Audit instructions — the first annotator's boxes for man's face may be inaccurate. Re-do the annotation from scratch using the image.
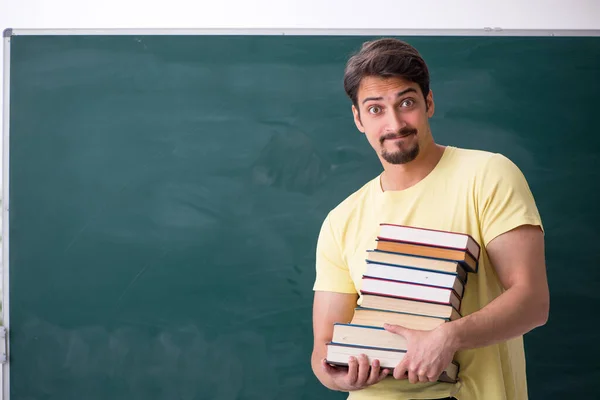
[352,76,434,165]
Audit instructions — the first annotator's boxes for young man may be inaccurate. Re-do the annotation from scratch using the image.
[311,38,549,400]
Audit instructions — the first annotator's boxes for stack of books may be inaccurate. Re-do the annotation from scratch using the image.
[325,223,480,383]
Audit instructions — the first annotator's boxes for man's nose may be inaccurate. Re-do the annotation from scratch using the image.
[385,109,406,133]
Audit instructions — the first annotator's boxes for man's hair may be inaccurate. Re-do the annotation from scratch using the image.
[343,38,430,109]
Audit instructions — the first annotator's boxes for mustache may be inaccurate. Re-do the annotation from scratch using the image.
[380,128,418,144]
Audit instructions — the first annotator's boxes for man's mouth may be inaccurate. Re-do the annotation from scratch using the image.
[381,129,417,143]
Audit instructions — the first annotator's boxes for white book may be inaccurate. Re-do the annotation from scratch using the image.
[365,261,464,297]
[378,224,480,260]
[361,276,461,310]
[332,323,408,350]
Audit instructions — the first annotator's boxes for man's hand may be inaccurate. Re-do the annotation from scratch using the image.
[320,355,390,391]
[384,323,457,384]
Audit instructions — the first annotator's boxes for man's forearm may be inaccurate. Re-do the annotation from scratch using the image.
[447,284,549,351]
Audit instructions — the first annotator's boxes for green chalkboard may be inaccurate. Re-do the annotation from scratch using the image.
[6,33,600,399]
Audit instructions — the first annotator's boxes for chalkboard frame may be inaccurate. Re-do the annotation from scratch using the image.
[2,28,600,400]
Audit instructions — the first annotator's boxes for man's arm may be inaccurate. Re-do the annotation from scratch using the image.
[384,224,549,382]
[446,223,549,349]
[311,291,390,391]
[311,291,357,390]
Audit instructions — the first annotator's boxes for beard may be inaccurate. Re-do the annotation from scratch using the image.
[380,127,420,165]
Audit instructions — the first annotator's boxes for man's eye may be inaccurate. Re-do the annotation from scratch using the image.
[401,99,415,107]
[368,106,382,114]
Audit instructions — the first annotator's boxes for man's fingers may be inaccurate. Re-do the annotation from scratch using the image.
[383,323,409,337]
[379,368,391,381]
[427,368,442,382]
[427,372,439,382]
[366,359,385,385]
[408,365,419,384]
[418,369,429,383]
[321,356,392,389]
[346,356,359,385]
[365,359,379,385]
[355,354,370,385]
[393,360,408,380]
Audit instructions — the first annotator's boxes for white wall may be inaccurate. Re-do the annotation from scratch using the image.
[1,0,600,30]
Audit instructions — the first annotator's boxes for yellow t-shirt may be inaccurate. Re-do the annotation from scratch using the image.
[313,146,543,400]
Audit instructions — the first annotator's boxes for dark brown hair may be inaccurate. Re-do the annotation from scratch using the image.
[343,38,430,109]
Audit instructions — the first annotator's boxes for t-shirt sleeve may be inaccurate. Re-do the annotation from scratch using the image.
[312,214,357,294]
[477,154,544,247]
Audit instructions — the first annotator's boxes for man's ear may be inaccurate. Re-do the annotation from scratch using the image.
[352,105,365,133]
[426,90,435,117]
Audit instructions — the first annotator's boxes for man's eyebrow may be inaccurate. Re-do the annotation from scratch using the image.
[361,88,418,105]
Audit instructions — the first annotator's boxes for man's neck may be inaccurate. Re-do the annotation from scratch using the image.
[380,143,446,192]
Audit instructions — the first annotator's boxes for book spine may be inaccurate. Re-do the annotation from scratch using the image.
[361,290,454,307]
[362,276,462,299]
[378,237,479,262]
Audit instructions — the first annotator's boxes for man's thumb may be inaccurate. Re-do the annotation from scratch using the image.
[384,323,409,336]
